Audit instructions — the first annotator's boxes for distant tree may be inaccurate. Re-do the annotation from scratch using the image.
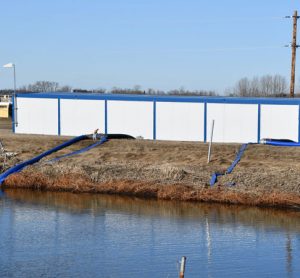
[260,75,273,96]
[146,88,166,95]
[57,85,72,92]
[20,81,73,93]
[111,86,144,95]
[273,75,287,95]
[132,85,144,94]
[92,88,106,94]
[235,77,250,97]
[0,89,13,95]
[27,81,59,92]
[111,87,124,94]
[232,75,288,97]
[168,88,217,96]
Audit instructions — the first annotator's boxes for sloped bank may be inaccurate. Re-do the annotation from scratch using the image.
[3,165,300,210]
[1,132,300,210]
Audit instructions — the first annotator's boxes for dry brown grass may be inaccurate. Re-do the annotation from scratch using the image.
[4,171,300,210]
[2,132,300,210]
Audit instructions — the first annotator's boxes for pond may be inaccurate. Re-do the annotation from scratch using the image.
[0,189,300,277]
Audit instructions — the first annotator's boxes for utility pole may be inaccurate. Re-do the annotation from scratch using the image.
[286,11,300,98]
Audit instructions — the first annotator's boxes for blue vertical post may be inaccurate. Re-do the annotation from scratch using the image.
[12,95,15,133]
[58,98,61,136]
[105,100,108,135]
[153,101,156,140]
[257,104,261,143]
[298,105,300,143]
[204,102,207,142]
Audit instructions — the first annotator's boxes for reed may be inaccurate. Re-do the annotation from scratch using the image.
[4,171,300,210]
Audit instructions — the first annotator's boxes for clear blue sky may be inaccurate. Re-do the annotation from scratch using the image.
[0,0,299,93]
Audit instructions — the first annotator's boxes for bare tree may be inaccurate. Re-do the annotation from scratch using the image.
[249,77,260,97]
[234,77,250,97]
[57,85,72,92]
[273,75,287,95]
[146,88,166,95]
[168,88,216,96]
[28,81,59,92]
[111,86,144,94]
[233,75,288,97]
[20,81,73,92]
[260,75,273,96]
[92,88,106,93]
[132,85,144,94]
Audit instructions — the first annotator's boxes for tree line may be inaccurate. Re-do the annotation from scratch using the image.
[226,75,289,97]
[0,75,296,97]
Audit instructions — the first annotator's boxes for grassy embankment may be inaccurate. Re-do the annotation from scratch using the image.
[1,123,300,209]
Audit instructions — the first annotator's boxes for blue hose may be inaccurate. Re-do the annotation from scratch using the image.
[0,134,90,185]
[0,133,134,185]
[264,140,300,147]
[210,144,248,186]
[46,136,107,163]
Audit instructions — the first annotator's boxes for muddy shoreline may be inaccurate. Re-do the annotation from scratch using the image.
[4,173,300,210]
[1,128,300,210]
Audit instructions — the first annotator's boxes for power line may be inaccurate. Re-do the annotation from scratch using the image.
[103,46,283,55]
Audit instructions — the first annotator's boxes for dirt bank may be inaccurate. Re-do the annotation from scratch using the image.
[1,129,300,209]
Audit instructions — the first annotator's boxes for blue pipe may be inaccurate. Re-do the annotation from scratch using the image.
[264,140,300,147]
[210,143,248,186]
[0,133,134,185]
[0,135,89,185]
[210,138,300,186]
[46,136,107,163]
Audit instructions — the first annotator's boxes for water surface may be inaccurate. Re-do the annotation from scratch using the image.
[0,189,300,277]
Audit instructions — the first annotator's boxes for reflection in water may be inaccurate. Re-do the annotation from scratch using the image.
[206,217,212,278]
[206,217,212,263]
[0,189,300,277]
[286,233,293,278]
[3,189,300,232]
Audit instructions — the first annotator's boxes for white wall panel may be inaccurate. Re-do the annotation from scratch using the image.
[60,99,105,136]
[107,101,153,139]
[15,98,58,135]
[207,104,258,143]
[260,105,298,141]
[156,102,204,141]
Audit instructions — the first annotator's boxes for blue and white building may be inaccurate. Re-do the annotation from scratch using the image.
[13,92,300,143]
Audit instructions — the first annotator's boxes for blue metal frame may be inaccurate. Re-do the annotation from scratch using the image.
[58,98,61,136]
[105,100,108,135]
[153,101,156,140]
[204,102,207,142]
[298,105,300,143]
[15,92,300,105]
[257,104,261,143]
[12,96,15,133]
[14,92,300,141]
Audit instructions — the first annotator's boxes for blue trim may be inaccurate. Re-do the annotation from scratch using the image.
[204,102,207,142]
[153,101,156,140]
[58,98,61,136]
[257,104,261,143]
[15,92,300,105]
[105,100,108,135]
[298,105,300,143]
[12,96,15,133]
